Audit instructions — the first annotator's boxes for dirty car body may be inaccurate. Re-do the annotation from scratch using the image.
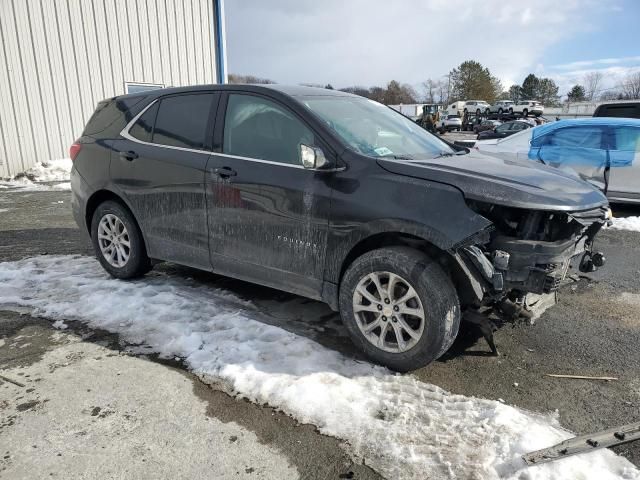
[70,84,609,370]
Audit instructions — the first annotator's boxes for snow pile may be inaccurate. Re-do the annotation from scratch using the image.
[0,158,72,191]
[0,255,637,480]
[610,216,640,233]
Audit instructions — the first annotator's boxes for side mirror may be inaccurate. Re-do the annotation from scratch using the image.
[300,144,329,169]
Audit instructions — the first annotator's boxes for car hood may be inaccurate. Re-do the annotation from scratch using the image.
[377,151,608,211]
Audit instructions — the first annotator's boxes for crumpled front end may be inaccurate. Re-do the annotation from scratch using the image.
[453,202,609,304]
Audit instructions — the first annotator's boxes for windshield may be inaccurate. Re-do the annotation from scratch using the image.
[299,96,455,159]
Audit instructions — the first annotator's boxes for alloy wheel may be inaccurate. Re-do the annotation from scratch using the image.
[97,214,131,268]
[352,271,425,353]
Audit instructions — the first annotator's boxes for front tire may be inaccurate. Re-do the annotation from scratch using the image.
[91,200,151,279]
[339,247,461,372]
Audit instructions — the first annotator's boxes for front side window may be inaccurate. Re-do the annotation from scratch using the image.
[301,96,454,159]
[496,123,511,133]
[223,94,315,165]
[152,94,215,149]
[549,126,604,149]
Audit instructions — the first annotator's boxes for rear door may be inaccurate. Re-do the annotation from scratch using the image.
[112,92,218,269]
[607,125,640,198]
[205,92,334,299]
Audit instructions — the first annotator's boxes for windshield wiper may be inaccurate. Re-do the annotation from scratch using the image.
[433,150,468,159]
[379,154,414,160]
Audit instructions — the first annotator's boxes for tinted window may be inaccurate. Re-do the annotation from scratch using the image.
[511,122,528,131]
[129,103,158,142]
[611,126,640,151]
[84,95,147,135]
[595,104,639,118]
[223,94,314,165]
[549,126,604,149]
[496,123,511,132]
[152,94,214,149]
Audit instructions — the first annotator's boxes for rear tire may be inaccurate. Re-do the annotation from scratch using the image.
[91,200,152,279]
[498,108,503,114]
[339,247,461,372]
[508,108,514,114]
[523,108,528,117]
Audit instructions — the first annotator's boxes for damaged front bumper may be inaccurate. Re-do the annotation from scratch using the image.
[453,204,610,304]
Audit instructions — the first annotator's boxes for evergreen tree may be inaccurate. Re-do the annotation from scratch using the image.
[448,60,502,103]
[567,85,586,102]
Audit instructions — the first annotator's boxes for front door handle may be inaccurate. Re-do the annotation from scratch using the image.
[119,150,138,161]
[214,166,237,178]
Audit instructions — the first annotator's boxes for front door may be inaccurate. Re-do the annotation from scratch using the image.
[205,92,333,299]
[534,125,608,190]
[111,92,218,269]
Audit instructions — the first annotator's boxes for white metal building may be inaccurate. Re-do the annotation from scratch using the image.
[0,0,227,178]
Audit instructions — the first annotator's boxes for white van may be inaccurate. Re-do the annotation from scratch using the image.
[447,101,466,115]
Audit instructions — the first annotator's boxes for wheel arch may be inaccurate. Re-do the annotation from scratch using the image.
[334,231,482,311]
[85,190,149,254]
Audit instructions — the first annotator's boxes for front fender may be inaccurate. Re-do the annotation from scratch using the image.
[323,168,493,284]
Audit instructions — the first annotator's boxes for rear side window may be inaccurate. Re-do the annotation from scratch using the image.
[84,95,148,136]
[610,126,640,151]
[152,94,215,149]
[129,103,158,142]
[223,94,314,165]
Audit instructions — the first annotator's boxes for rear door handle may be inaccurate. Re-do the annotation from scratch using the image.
[119,150,138,161]
[214,166,237,178]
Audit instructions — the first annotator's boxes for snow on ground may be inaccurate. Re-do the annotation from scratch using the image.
[0,158,72,191]
[0,255,637,480]
[610,216,640,233]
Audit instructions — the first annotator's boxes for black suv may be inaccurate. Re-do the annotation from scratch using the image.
[70,85,609,371]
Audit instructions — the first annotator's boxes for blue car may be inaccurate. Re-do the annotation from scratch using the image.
[528,118,640,204]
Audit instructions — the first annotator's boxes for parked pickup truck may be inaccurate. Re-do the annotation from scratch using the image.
[70,84,609,371]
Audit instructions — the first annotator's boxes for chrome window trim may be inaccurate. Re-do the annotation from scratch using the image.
[120,99,340,171]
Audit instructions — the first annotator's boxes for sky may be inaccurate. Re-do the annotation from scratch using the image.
[224,0,640,98]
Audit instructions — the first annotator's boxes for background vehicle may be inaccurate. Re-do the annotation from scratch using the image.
[510,100,544,117]
[593,102,640,119]
[474,119,501,134]
[488,100,515,114]
[438,113,462,133]
[446,101,467,117]
[462,115,482,132]
[463,100,490,115]
[528,118,640,203]
[71,85,608,372]
[474,127,534,161]
[477,120,532,139]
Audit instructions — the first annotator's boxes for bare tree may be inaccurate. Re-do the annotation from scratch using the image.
[619,72,640,99]
[583,71,604,101]
[422,79,439,103]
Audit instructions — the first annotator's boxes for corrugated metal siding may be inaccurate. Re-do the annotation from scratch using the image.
[0,0,218,177]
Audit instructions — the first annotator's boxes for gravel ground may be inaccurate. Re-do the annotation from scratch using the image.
[1,188,639,476]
